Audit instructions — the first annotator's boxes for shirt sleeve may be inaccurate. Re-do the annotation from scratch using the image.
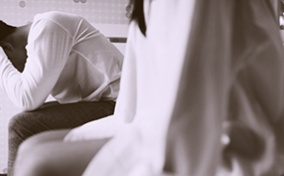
[0,19,73,111]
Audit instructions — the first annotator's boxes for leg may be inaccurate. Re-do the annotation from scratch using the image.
[14,130,109,176]
[8,101,115,176]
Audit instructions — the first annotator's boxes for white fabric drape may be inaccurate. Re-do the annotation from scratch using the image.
[65,0,284,175]
[80,0,198,175]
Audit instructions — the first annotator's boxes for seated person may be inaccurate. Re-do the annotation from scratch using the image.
[12,0,284,176]
[0,11,123,176]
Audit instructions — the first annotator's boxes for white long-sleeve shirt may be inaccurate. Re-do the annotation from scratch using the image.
[0,11,123,111]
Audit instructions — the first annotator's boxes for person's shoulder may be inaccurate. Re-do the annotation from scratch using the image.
[34,11,81,23]
[32,11,83,32]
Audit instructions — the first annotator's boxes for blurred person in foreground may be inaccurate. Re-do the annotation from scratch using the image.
[12,0,284,175]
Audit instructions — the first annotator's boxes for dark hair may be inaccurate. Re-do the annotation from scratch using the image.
[0,21,16,41]
[128,0,146,36]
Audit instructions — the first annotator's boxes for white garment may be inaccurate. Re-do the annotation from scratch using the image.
[66,0,284,175]
[65,0,198,175]
[0,11,123,111]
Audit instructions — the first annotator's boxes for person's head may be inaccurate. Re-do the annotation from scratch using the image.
[0,21,28,72]
[128,0,146,36]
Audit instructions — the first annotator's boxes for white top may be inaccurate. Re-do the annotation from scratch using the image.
[64,0,197,175]
[0,11,123,111]
[65,0,284,176]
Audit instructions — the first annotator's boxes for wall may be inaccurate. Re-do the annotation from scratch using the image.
[1,0,129,25]
[0,0,129,173]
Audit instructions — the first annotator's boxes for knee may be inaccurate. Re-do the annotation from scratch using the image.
[8,112,42,148]
[8,112,30,136]
[14,144,54,176]
[8,113,32,154]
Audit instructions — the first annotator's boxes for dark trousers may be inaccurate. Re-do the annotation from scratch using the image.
[8,101,115,176]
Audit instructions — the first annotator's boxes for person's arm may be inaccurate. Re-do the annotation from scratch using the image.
[0,19,73,111]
